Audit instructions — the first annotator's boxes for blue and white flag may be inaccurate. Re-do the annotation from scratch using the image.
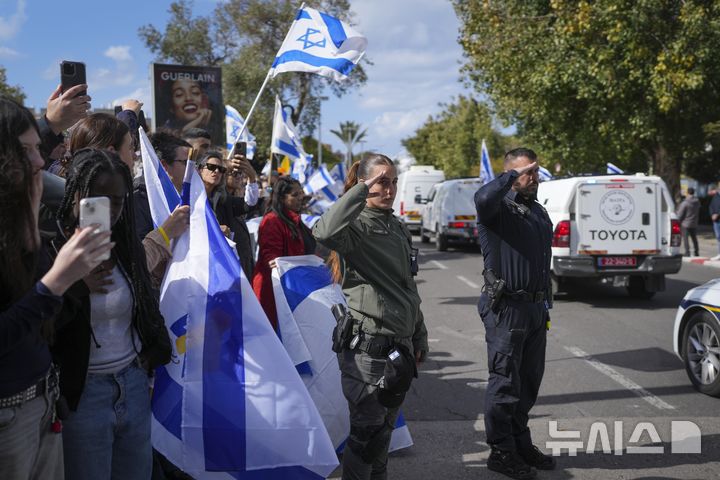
[292,154,313,184]
[144,133,338,479]
[272,96,308,165]
[271,256,413,453]
[538,165,553,182]
[270,6,367,82]
[304,165,334,195]
[226,105,257,160]
[607,162,624,174]
[139,127,179,227]
[480,139,495,184]
[329,163,346,184]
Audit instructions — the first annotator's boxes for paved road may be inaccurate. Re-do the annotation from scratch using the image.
[333,239,720,479]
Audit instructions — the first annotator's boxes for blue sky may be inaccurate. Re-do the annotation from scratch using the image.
[1,0,468,158]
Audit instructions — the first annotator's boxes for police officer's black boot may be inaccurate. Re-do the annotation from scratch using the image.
[517,445,556,470]
[487,448,537,479]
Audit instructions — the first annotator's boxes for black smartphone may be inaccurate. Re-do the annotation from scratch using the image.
[235,141,247,157]
[114,105,122,115]
[138,110,148,131]
[60,61,87,97]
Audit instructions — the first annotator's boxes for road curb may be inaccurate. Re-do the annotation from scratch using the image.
[683,257,720,268]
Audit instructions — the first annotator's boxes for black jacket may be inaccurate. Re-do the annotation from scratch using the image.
[709,193,720,221]
[133,177,155,241]
[48,231,171,411]
[209,188,255,279]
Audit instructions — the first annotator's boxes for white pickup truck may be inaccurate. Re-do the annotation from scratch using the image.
[536,174,683,299]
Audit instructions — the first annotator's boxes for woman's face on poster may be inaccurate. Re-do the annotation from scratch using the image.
[171,79,204,123]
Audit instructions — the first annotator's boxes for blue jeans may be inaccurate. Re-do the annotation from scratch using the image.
[63,362,152,480]
[714,222,720,254]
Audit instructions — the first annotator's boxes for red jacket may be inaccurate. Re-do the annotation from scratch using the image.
[252,210,309,330]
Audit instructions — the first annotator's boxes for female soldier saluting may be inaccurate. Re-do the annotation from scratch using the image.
[313,154,428,480]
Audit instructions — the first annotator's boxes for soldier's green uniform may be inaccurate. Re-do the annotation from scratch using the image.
[313,182,428,480]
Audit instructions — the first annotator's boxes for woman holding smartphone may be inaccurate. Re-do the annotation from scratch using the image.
[51,149,171,480]
[313,155,428,480]
[0,97,112,479]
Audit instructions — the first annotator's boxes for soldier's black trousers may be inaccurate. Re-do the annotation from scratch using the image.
[480,296,548,452]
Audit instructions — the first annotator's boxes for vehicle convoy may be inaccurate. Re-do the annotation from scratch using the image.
[673,280,720,397]
[393,166,445,233]
[420,178,481,251]
[536,174,682,299]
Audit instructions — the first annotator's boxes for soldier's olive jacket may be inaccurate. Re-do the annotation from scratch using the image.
[313,183,429,353]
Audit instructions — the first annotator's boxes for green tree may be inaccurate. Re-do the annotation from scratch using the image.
[330,121,367,168]
[455,0,720,195]
[139,0,368,164]
[0,66,25,104]
[402,96,510,178]
[301,136,344,167]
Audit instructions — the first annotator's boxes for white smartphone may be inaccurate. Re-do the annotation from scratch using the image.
[79,197,111,261]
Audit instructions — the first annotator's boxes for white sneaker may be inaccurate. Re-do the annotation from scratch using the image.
[711,255,720,261]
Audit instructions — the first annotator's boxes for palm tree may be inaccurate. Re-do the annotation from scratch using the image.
[330,121,368,169]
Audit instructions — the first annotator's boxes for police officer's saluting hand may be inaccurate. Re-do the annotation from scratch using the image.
[475,148,556,480]
[314,154,428,480]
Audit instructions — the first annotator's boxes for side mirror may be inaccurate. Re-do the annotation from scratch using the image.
[415,194,426,204]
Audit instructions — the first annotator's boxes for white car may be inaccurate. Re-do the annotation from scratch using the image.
[673,279,720,397]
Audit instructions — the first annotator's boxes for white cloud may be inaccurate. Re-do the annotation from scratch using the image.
[0,0,26,41]
[370,107,434,141]
[110,86,151,109]
[104,45,132,63]
[0,46,19,59]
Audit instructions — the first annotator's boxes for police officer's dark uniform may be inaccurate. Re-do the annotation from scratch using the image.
[475,164,556,479]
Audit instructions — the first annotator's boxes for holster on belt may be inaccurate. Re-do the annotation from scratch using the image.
[482,269,506,314]
[331,304,354,353]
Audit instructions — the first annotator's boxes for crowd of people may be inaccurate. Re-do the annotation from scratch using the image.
[0,82,430,480]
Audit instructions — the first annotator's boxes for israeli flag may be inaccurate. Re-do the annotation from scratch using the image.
[304,165,335,195]
[272,96,308,165]
[271,256,413,453]
[607,162,624,174]
[538,165,553,182]
[225,105,257,160]
[271,6,367,82]
[329,163,346,184]
[143,130,338,479]
[480,139,495,184]
[293,154,313,185]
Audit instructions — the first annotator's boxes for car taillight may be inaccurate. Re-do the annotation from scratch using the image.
[552,220,571,248]
[449,222,465,228]
[400,201,404,215]
[671,219,682,247]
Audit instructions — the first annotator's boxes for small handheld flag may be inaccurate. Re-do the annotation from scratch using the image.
[479,139,495,184]
[607,162,624,174]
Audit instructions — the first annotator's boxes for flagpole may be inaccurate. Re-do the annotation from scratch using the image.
[227,2,307,160]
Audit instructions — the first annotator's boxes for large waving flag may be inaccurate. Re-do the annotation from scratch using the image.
[271,255,413,453]
[272,96,308,164]
[479,139,495,184]
[270,6,367,82]
[226,105,257,160]
[143,129,338,479]
[329,163,346,184]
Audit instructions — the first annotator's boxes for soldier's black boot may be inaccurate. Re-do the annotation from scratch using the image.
[487,448,537,479]
[517,445,556,470]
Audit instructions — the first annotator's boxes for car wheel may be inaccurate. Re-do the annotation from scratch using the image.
[435,225,448,252]
[682,311,720,397]
[551,274,564,298]
[626,276,655,299]
[420,228,430,243]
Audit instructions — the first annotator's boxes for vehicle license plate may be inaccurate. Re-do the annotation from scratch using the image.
[597,256,637,267]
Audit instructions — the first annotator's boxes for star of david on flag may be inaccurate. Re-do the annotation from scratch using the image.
[226,105,256,160]
[270,6,367,82]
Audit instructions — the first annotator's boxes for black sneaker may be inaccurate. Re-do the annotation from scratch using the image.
[518,445,556,470]
[487,448,537,479]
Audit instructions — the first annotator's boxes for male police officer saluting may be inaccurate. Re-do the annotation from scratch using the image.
[475,148,555,479]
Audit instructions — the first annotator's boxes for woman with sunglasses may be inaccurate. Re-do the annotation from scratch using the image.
[197,151,257,278]
[252,176,316,331]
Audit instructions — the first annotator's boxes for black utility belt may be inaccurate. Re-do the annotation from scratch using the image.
[504,290,546,303]
[355,333,411,357]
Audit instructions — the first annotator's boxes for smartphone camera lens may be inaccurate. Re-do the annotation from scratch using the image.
[62,63,75,76]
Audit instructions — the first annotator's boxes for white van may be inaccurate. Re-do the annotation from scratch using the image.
[420,178,482,251]
[393,166,445,232]
[537,174,683,299]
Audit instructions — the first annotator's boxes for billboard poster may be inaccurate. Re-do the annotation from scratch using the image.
[151,63,225,147]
